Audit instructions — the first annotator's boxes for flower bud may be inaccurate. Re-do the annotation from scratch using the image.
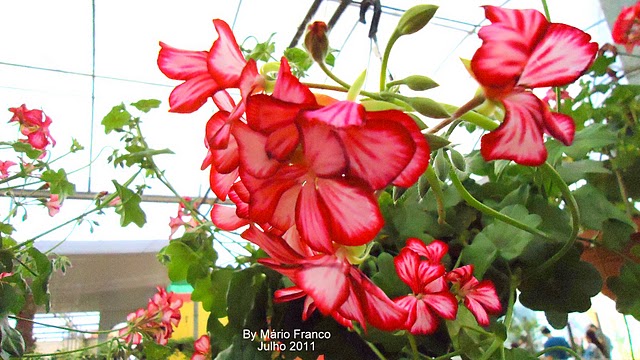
[402,75,439,91]
[395,5,438,36]
[406,97,450,118]
[450,149,466,172]
[304,21,329,63]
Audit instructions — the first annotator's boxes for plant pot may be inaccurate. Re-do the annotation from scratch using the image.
[580,216,640,300]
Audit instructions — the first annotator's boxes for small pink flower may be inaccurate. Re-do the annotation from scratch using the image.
[192,335,211,360]
[45,194,61,217]
[612,1,640,53]
[119,287,183,345]
[446,265,501,326]
[8,104,56,151]
[0,272,13,280]
[541,88,571,107]
[0,160,16,179]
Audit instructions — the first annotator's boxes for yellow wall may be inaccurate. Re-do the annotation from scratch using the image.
[173,301,209,339]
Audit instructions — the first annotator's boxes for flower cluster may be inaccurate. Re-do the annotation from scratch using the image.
[612,1,640,53]
[191,335,211,360]
[168,197,202,239]
[8,104,56,154]
[119,287,183,345]
[393,239,501,334]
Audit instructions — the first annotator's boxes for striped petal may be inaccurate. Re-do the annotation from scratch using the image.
[157,42,209,80]
[302,101,365,127]
[168,74,218,113]
[295,182,334,254]
[300,120,346,177]
[543,110,575,146]
[294,255,351,315]
[480,91,546,166]
[209,166,238,201]
[422,292,458,320]
[208,19,246,88]
[273,57,317,105]
[232,122,280,178]
[265,124,299,161]
[210,204,249,231]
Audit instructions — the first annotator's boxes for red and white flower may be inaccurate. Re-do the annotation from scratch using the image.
[612,1,640,53]
[0,160,16,179]
[192,335,211,360]
[446,265,501,326]
[471,6,597,165]
[8,104,56,152]
[119,287,183,345]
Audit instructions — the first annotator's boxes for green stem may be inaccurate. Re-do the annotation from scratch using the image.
[432,350,464,360]
[448,166,554,241]
[438,103,498,132]
[380,32,400,91]
[479,339,502,360]
[424,166,446,224]
[21,338,123,358]
[624,315,636,360]
[531,164,580,274]
[427,96,487,134]
[535,346,582,359]
[353,326,387,360]
[407,332,420,360]
[541,0,551,21]
[302,82,348,93]
[503,275,519,332]
[9,315,125,335]
[318,61,351,89]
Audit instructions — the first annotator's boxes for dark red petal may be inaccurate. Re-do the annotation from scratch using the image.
[265,124,300,161]
[410,299,439,334]
[470,281,502,313]
[422,292,458,320]
[465,297,491,326]
[209,167,238,201]
[543,110,575,146]
[446,265,474,284]
[210,204,249,231]
[294,255,351,315]
[273,57,317,105]
[418,264,446,291]
[211,136,239,174]
[356,272,408,331]
[302,101,365,127]
[393,296,418,330]
[208,19,246,88]
[157,42,209,80]
[519,23,598,88]
[243,166,305,224]
[270,186,300,231]
[424,240,448,264]
[232,122,280,178]
[205,111,229,148]
[295,182,335,254]
[316,178,383,247]
[299,120,346,177]
[232,181,250,203]
[480,92,547,166]
[246,94,307,133]
[241,225,302,263]
[394,249,422,293]
[168,74,218,113]
[342,117,415,189]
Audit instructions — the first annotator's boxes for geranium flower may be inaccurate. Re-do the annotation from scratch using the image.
[541,88,571,107]
[612,2,640,53]
[393,240,458,335]
[8,104,56,151]
[45,194,61,217]
[192,335,211,360]
[446,265,501,326]
[158,19,261,113]
[0,160,16,179]
[119,287,183,345]
[243,225,407,331]
[168,197,201,239]
[471,6,597,165]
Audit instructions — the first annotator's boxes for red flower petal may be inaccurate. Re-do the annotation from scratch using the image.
[232,122,280,178]
[243,166,305,224]
[357,273,408,331]
[411,299,439,335]
[239,59,263,100]
[302,101,365,127]
[294,255,351,315]
[208,19,246,88]
[274,286,306,303]
[295,183,334,253]
[518,23,597,88]
[212,90,236,112]
[273,58,317,105]
[335,285,366,328]
[543,110,575,146]
[300,120,346,177]
[470,281,502,313]
[480,91,546,166]
[241,225,302,263]
[246,94,308,133]
[342,117,415,189]
[315,178,383,247]
[265,124,300,161]
[422,292,458,320]
[394,250,422,293]
[210,204,249,231]
[209,166,238,201]
[157,42,209,80]
[465,297,491,326]
[270,186,300,231]
[168,74,218,113]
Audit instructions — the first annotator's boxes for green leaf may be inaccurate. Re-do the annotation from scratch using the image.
[347,70,367,101]
[0,223,13,236]
[142,340,172,359]
[573,184,635,230]
[0,250,12,274]
[214,335,271,360]
[114,148,174,168]
[446,306,493,358]
[70,138,84,153]
[226,268,267,332]
[607,261,640,321]
[101,104,131,134]
[0,283,20,315]
[476,205,542,261]
[28,248,53,312]
[41,169,75,199]
[504,348,538,360]
[192,268,234,318]
[545,310,568,329]
[11,142,42,160]
[371,252,411,298]
[0,317,25,359]
[130,99,161,113]
[602,219,635,251]
[557,160,611,184]
[461,235,498,279]
[159,241,199,282]
[112,181,146,227]
[564,124,617,159]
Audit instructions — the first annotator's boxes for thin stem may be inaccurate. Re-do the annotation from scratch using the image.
[541,0,551,21]
[437,103,498,132]
[407,332,420,360]
[624,315,636,360]
[535,346,582,359]
[614,166,634,218]
[21,338,123,358]
[318,61,351,89]
[302,82,348,93]
[353,326,387,360]
[380,33,399,91]
[531,163,580,274]
[8,315,125,335]
[432,350,464,360]
[427,96,486,134]
[503,275,519,332]
[424,166,446,224]
[479,339,502,360]
[448,165,554,241]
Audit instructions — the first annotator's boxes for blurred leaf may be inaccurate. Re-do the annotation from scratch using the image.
[192,268,234,318]
[227,268,266,332]
[602,219,635,251]
[573,184,635,230]
[557,160,611,184]
[0,283,20,315]
[160,241,199,282]
[28,248,53,312]
[461,235,498,279]
[424,133,450,151]
[142,340,172,359]
[0,224,13,236]
[41,169,75,199]
[607,261,640,321]
[0,317,25,359]
[504,348,538,360]
[476,205,541,261]
[545,310,568,329]
[11,142,42,160]
[130,99,161,113]
[101,104,131,134]
[215,335,272,360]
[564,124,617,159]
[112,181,146,227]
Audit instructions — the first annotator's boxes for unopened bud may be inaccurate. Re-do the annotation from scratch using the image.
[450,149,466,172]
[304,21,329,63]
[402,75,439,91]
[396,5,438,36]
[406,97,450,118]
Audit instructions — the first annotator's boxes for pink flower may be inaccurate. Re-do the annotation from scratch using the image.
[8,104,56,151]
[168,198,201,239]
[541,88,571,107]
[192,335,211,360]
[446,265,501,326]
[0,160,16,179]
[243,225,407,331]
[158,19,262,113]
[612,2,640,53]
[45,194,61,217]
[393,240,458,335]
[471,6,597,165]
[119,287,183,345]
[0,272,13,280]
